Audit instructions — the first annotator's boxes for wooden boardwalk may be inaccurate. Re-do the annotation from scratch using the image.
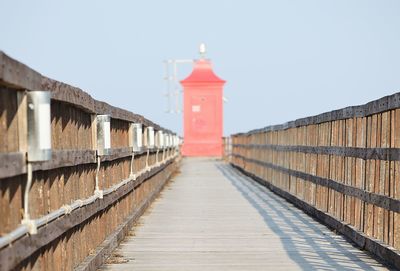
[100,158,390,271]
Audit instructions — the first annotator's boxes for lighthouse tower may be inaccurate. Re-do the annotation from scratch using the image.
[180,44,226,156]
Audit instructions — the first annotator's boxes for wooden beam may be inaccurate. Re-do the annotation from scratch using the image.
[233,154,400,213]
[0,149,161,179]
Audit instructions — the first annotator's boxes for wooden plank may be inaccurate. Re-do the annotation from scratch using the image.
[315,123,323,211]
[344,118,353,224]
[374,114,383,240]
[337,119,344,220]
[0,52,42,91]
[0,88,19,153]
[393,109,400,250]
[0,152,26,179]
[350,118,357,225]
[355,117,366,231]
[389,110,395,247]
[381,112,390,244]
[16,91,27,153]
[0,175,23,237]
[324,122,332,212]
[329,121,338,217]
[364,115,374,237]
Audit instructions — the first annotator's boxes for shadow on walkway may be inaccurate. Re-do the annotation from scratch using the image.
[216,163,390,271]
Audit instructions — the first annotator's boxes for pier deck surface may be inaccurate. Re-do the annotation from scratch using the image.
[100,157,389,270]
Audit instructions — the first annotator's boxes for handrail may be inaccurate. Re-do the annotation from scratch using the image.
[233,92,400,136]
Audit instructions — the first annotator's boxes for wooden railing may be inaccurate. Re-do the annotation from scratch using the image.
[0,51,180,271]
[231,92,400,269]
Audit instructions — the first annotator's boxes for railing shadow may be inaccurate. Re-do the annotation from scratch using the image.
[216,163,390,271]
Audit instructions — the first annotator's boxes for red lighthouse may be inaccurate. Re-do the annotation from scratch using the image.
[180,45,226,157]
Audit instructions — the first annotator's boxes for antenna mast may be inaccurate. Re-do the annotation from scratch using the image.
[163,59,193,114]
[163,43,210,113]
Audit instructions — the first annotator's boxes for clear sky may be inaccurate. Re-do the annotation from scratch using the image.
[1,0,400,135]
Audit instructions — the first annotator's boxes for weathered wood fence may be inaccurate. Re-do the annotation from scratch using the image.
[231,93,400,269]
[0,52,180,271]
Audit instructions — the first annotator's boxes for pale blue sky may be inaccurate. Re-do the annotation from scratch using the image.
[1,0,400,135]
